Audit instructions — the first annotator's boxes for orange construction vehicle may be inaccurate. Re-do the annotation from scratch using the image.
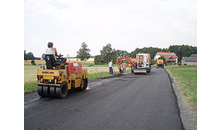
[116,53,151,74]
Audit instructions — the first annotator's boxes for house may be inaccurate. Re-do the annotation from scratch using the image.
[181,57,197,66]
[154,52,178,63]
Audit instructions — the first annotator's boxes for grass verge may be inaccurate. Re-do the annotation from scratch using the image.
[166,66,197,110]
[24,82,38,94]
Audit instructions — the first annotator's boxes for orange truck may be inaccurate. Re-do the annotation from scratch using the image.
[116,53,151,74]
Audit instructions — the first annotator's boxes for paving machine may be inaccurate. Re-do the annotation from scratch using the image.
[37,54,88,98]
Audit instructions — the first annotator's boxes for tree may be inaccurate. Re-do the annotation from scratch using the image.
[94,55,104,65]
[24,50,28,60]
[27,52,34,60]
[100,43,116,64]
[31,59,36,65]
[129,47,168,59]
[76,42,91,61]
[116,50,129,58]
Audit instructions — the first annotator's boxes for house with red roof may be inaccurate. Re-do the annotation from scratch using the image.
[154,52,178,63]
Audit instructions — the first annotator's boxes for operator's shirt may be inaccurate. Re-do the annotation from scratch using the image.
[108,62,112,67]
[46,48,56,60]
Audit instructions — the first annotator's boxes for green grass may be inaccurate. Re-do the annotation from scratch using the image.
[24,82,38,93]
[166,66,197,110]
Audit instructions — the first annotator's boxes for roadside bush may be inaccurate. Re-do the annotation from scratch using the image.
[31,60,36,65]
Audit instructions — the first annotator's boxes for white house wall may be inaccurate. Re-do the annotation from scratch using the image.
[154,54,160,61]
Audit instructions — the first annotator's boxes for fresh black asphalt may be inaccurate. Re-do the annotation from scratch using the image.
[24,67,183,130]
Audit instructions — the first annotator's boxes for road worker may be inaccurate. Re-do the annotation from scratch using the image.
[122,61,127,74]
[108,60,113,75]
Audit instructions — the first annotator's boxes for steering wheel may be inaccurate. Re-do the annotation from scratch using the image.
[57,54,63,58]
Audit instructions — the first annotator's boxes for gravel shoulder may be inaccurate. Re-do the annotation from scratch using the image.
[165,68,197,130]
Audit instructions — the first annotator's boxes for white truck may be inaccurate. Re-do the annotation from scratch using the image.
[132,53,151,74]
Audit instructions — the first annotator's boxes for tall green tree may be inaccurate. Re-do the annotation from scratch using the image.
[100,43,116,64]
[76,42,91,61]
[116,50,129,58]
[94,55,104,65]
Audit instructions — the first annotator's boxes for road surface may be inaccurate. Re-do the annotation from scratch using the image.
[24,67,183,130]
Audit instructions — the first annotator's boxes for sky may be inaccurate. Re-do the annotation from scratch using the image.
[24,0,197,57]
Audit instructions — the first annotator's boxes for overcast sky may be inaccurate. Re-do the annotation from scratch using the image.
[24,0,197,57]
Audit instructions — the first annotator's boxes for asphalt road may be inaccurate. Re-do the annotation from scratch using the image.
[24,67,183,130]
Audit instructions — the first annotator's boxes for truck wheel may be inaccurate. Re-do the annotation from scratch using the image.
[56,82,68,99]
[80,78,88,91]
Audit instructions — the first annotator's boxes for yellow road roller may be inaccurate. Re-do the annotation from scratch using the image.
[37,54,88,98]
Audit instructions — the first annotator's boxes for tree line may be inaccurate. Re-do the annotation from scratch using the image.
[24,50,40,60]
[94,44,197,64]
[24,43,197,65]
